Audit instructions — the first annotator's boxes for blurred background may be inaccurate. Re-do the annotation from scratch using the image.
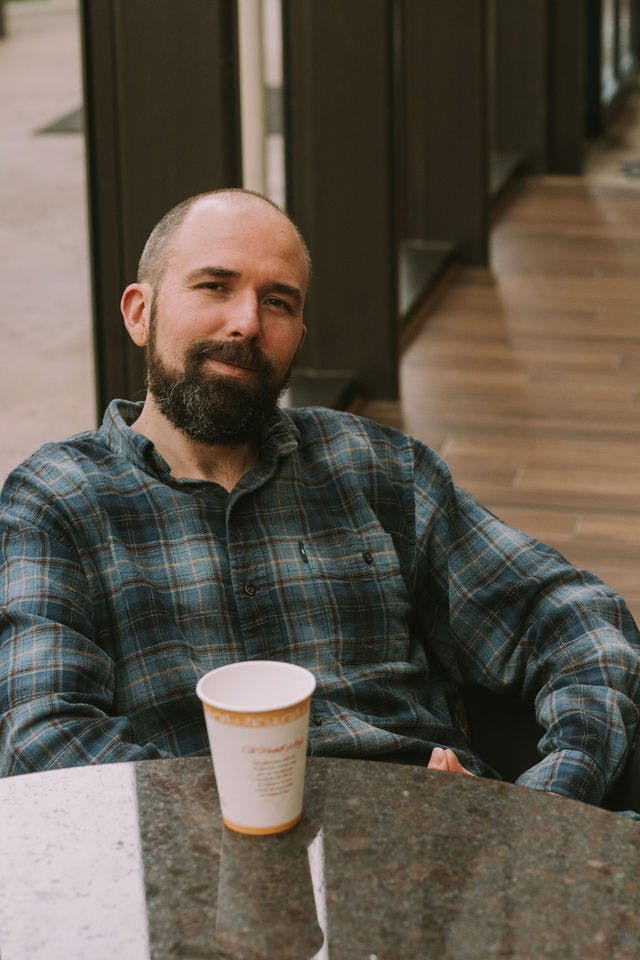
[2,0,640,615]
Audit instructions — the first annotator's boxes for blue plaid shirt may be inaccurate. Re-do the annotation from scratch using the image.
[1,400,639,805]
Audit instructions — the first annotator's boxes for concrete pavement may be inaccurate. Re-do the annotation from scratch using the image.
[0,0,95,484]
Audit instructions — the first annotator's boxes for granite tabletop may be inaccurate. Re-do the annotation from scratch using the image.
[1,755,639,959]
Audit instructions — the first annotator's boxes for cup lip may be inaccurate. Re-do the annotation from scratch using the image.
[196,660,316,714]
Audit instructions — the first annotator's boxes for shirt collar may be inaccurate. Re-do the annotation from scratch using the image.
[98,398,301,482]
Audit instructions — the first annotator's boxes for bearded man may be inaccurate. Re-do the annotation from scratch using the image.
[1,189,639,815]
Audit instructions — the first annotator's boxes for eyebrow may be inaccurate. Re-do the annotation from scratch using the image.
[268,282,302,309]
[185,266,239,283]
[185,266,303,308]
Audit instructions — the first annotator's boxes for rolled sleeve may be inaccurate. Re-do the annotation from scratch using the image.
[516,749,604,802]
[414,454,640,804]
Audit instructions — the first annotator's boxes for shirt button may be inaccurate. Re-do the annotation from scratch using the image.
[311,715,323,726]
[362,551,373,565]
[243,583,256,596]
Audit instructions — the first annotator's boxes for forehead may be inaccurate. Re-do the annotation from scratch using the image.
[167,197,308,289]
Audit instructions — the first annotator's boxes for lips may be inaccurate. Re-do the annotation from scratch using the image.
[188,340,273,378]
[207,357,256,376]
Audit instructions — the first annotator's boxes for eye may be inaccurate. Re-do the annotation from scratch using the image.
[264,296,293,313]
[198,281,227,293]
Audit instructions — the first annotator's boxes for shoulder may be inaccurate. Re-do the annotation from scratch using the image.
[280,406,447,484]
[283,406,419,456]
[3,428,114,486]
[0,430,117,529]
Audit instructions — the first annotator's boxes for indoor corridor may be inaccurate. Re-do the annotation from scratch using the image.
[365,86,640,621]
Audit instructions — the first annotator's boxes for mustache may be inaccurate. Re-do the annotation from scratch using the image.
[186,339,275,377]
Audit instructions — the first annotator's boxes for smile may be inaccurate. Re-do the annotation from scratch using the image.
[204,357,258,377]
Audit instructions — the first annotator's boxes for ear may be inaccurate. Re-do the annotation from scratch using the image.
[296,324,307,353]
[121,282,153,347]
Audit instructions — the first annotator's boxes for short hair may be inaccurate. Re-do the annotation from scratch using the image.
[136,188,312,289]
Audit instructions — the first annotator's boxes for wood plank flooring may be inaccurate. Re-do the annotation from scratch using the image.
[364,91,640,621]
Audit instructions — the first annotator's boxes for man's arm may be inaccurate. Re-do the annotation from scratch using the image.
[413,445,640,804]
[0,514,171,775]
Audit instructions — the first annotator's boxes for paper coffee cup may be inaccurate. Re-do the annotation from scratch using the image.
[196,661,316,835]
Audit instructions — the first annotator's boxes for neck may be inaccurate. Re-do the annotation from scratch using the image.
[131,396,258,491]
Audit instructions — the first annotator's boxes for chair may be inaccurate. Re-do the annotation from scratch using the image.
[464,684,640,813]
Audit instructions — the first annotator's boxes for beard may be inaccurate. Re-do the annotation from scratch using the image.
[146,318,289,447]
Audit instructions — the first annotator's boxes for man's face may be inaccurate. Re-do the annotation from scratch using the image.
[144,196,308,445]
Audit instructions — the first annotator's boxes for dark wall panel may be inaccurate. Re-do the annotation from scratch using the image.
[401,0,489,265]
[491,0,547,172]
[283,0,399,399]
[547,0,586,174]
[81,0,242,413]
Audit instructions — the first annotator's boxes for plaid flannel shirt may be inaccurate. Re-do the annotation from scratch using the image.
[1,399,639,805]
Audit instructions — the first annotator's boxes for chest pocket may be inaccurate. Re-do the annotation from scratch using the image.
[306,529,411,665]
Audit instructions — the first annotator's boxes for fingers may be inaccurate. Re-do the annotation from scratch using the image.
[427,746,448,770]
[443,748,474,776]
[427,747,475,776]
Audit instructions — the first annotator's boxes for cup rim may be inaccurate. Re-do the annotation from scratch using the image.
[196,660,316,714]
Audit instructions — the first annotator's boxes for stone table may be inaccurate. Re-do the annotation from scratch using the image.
[1,756,639,959]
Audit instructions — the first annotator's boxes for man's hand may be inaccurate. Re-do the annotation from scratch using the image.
[427,746,475,776]
[427,748,569,799]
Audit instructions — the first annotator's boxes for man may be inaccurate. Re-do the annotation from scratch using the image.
[1,189,639,808]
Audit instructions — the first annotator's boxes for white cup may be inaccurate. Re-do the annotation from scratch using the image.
[196,661,317,835]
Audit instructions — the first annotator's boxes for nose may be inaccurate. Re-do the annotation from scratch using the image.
[227,291,261,339]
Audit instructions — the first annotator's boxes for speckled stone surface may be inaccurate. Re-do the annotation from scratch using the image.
[2,757,640,959]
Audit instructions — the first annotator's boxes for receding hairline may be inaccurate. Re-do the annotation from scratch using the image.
[136,188,312,289]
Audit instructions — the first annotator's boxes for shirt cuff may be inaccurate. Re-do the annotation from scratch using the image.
[515,749,606,805]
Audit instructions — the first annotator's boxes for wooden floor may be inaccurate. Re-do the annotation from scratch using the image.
[364,88,640,622]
